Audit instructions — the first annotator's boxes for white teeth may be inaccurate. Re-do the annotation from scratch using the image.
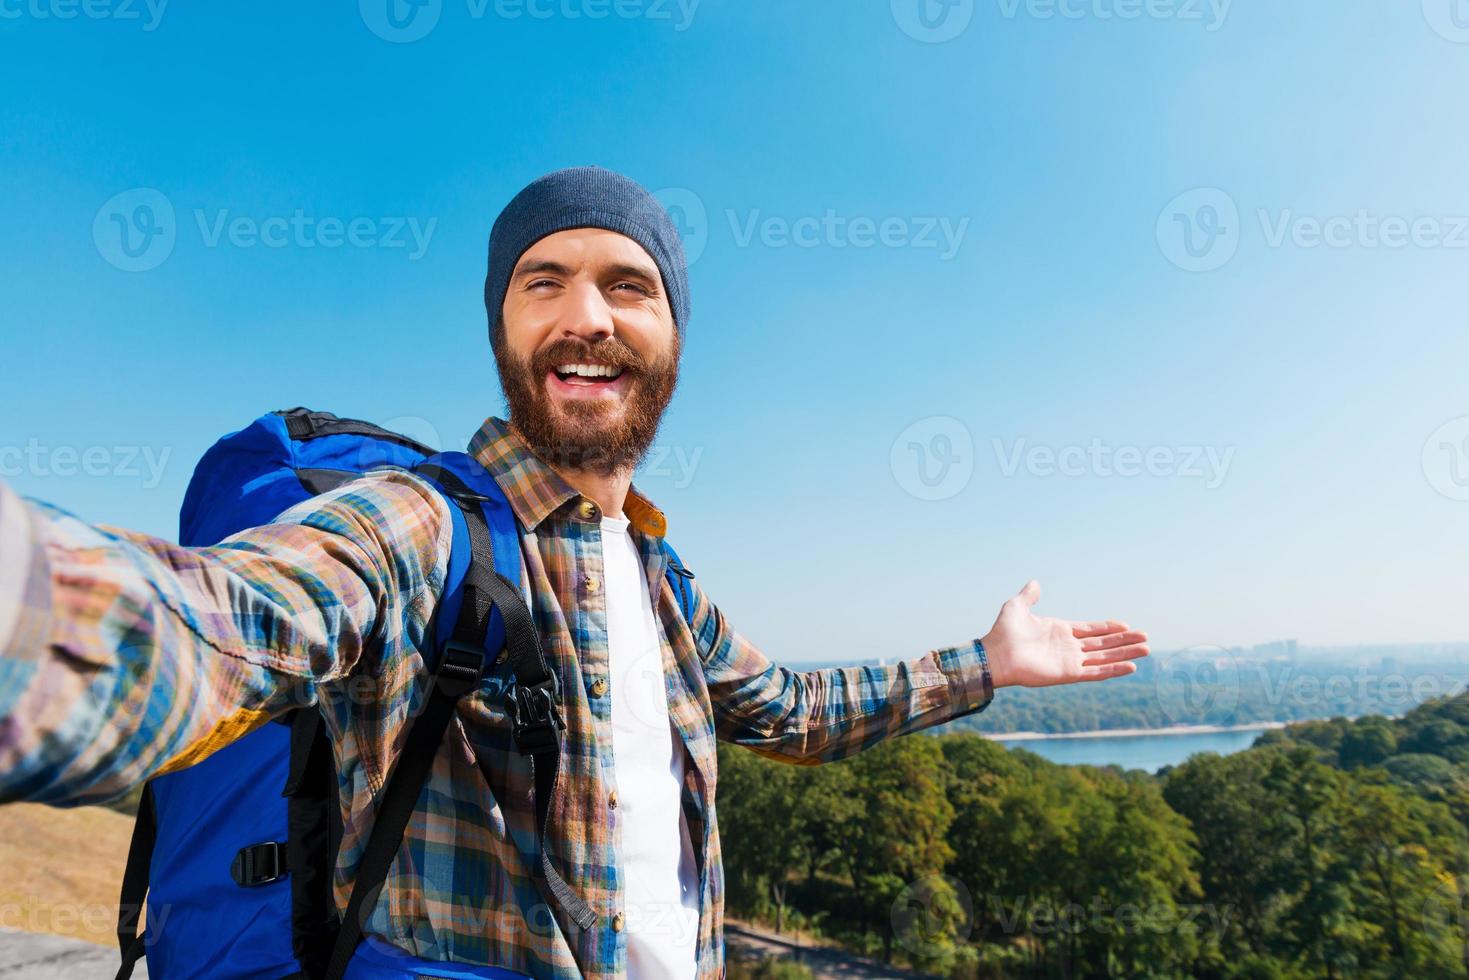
[556,362,623,379]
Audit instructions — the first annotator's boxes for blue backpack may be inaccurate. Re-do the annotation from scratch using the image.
[115,408,697,980]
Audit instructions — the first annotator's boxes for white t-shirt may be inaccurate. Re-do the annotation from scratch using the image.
[600,514,700,980]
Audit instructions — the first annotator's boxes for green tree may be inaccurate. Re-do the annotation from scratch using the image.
[717,745,804,933]
[842,736,956,963]
[1163,750,1295,967]
[1340,718,1398,770]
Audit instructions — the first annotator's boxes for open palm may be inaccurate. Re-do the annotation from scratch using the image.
[983,581,1149,689]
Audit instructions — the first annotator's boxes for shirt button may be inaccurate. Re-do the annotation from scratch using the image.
[590,678,608,697]
[584,576,600,594]
[611,913,625,932]
[608,788,619,809]
[578,499,598,521]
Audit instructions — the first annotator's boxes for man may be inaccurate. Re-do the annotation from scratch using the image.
[0,167,1149,979]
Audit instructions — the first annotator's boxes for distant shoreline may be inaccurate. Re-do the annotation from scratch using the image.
[983,721,1290,742]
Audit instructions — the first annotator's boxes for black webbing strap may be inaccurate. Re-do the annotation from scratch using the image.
[323,477,592,980]
[275,408,435,456]
[469,538,596,931]
[114,784,155,980]
[419,467,596,931]
[321,637,482,980]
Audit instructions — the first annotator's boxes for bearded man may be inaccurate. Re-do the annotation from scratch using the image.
[0,167,1149,979]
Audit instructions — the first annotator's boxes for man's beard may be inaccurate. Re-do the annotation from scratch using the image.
[492,322,680,477]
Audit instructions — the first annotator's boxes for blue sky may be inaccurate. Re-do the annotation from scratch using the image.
[2,0,1468,660]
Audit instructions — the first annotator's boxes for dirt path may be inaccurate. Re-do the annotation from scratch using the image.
[0,929,146,979]
[725,920,938,980]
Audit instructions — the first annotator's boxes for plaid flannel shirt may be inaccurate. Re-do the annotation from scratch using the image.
[0,416,993,978]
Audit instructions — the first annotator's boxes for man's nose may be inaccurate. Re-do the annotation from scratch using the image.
[558,282,615,342]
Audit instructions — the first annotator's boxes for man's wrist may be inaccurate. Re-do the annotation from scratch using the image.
[939,638,994,715]
[981,628,1009,690]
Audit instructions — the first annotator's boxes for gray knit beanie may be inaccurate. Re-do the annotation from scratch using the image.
[484,166,690,336]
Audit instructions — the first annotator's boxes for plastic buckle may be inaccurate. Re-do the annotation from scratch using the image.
[437,640,486,697]
[231,841,286,887]
[504,679,563,756]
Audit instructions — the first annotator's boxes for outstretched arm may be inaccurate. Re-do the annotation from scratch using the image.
[692,576,1148,765]
[0,472,449,805]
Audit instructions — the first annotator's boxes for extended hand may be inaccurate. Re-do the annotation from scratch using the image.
[983,581,1149,689]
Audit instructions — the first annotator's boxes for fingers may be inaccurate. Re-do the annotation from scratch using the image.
[1016,580,1041,609]
[1079,661,1139,681]
[1072,619,1132,639]
[1079,630,1148,653]
[1081,642,1150,667]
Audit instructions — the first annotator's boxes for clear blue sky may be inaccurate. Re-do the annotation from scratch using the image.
[3,1,1468,659]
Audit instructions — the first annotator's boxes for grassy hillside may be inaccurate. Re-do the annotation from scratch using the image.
[0,803,135,946]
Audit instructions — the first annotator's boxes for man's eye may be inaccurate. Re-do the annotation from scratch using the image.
[612,282,649,295]
[528,279,557,290]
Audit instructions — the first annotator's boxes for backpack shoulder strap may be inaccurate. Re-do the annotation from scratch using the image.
[662,540,697,624]
[113,786,155,979]
[322,453,594,980]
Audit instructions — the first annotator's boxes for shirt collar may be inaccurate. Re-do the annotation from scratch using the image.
[466,417,669,538]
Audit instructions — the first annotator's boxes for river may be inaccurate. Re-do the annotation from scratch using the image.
[995,725,1279,772]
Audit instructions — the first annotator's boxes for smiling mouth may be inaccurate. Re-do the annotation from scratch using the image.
[545,361,630,398]
[553,361,625,384]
